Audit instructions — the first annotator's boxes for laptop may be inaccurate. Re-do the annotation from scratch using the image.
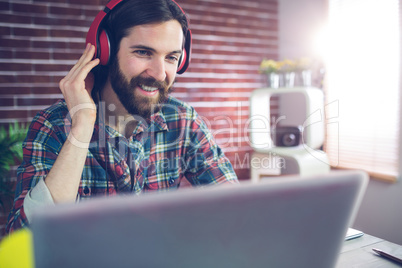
[31,170,368,268]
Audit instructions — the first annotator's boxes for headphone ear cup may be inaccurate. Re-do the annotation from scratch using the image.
[176,30,192,74]
[98,29,111,65]
[177,50,187,73]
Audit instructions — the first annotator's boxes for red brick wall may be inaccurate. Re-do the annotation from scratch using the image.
[0,0,278,237]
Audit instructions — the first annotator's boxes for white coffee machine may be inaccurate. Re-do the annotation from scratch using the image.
[249,87,330,182]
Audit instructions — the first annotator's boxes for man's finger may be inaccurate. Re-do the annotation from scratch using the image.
[74,58,100,90]
[68,45,98,83]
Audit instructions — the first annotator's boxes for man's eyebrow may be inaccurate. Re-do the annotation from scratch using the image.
[130,45,155,52]
[170,49,183,54]
[130,45,182,54]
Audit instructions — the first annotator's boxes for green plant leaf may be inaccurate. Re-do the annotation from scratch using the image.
[0,122,28,178]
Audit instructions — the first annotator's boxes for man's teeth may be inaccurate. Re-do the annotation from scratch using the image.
[140,85,158,92]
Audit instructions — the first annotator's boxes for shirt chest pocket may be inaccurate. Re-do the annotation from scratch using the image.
[145,157,181,190]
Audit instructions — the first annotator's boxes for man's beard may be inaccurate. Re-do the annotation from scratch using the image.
[109,59,172,120]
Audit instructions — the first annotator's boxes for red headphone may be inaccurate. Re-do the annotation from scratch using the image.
[86,0,192,74]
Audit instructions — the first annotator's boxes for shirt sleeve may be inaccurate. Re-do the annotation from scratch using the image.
[183,109,239,186]
[23,178,55,223]
[6,111,64,234]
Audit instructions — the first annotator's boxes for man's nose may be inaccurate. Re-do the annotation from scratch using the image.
[146,57,167,81]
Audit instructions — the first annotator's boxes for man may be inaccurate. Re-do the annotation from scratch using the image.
[7,0,238,233]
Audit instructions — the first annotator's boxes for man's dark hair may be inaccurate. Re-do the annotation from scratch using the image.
[91,0,190,101]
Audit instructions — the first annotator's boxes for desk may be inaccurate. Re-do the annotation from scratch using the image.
[1,229,401,267]
[337,233,402,267]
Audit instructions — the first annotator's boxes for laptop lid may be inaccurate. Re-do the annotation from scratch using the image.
[31,170,368,268]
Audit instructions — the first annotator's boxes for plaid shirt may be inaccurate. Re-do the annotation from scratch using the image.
[7,96,238,233]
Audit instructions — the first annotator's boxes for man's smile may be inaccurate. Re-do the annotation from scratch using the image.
[137,84,159,97]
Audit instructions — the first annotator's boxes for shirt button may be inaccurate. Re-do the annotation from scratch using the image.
[83,186,90,194]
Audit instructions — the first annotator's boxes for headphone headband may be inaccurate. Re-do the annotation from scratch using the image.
[86,0,191,74]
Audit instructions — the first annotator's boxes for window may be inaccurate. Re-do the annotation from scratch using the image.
[325,0,400,181]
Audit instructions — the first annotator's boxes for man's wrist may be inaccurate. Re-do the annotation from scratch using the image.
[69,121,95,149]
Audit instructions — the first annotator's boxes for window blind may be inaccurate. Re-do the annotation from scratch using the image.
[325,0,400,181]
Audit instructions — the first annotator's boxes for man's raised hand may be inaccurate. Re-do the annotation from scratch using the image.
[59,43,100,128]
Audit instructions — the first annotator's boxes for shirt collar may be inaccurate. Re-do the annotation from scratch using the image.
[148,109,168,133]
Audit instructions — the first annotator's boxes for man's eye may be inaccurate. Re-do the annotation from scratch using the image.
[167,55,179,62]
[135,50,150,56]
